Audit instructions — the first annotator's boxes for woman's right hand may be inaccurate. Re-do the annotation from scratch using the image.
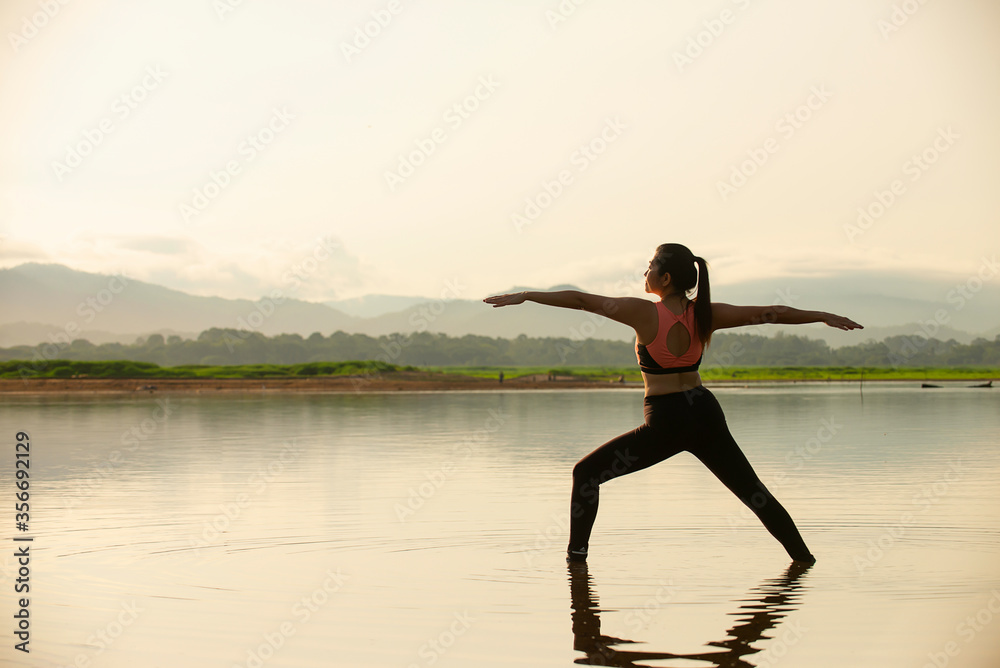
[483,292,529,307]
[822,313,863,331]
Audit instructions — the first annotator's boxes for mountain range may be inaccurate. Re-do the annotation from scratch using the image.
[1,262,998,349]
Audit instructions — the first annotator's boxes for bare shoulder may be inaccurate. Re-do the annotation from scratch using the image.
[577,293,656,330]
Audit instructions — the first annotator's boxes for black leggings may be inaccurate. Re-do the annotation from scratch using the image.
[568,385,812,561]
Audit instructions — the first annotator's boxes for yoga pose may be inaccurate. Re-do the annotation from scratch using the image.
[483,243,862,563]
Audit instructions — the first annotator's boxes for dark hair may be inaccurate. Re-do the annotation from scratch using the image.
[651,243,713,346]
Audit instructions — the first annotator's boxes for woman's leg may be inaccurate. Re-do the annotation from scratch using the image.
[568,422,686,554]
[687,395,814,561]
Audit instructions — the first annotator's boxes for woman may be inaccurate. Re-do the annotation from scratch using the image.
[483,243,862,563]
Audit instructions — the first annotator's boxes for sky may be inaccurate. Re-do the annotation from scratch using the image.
[0,0,998,307]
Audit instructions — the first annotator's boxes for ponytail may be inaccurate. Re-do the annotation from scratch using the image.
[652,243,713,346]
[693,256,713,347]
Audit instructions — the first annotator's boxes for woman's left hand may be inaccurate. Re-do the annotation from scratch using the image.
[822,313,863,330]
[483,292,528,307]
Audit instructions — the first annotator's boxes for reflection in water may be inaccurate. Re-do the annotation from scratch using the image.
[569,562,812,667]
[4,388,998,667]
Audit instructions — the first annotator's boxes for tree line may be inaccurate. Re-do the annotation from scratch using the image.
[3,328,999,370]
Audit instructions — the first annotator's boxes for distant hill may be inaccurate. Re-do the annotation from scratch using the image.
[708,273,1000,338]
[0,263,359,345]
[323,294,434,318]
[1,263,997,349]
[324,287,571,319]
[702,271,1000,347]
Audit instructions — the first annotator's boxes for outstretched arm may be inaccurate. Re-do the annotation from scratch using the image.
[484,290,582,309]
[483,290,650,330]
[711,303,862,332]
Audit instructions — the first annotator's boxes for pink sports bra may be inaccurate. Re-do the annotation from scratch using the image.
[635,300,704,374]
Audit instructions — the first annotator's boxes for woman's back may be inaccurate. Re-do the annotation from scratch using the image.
[637,298,706,398]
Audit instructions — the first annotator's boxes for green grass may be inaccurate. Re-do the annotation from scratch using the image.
[1,359,410,380]
[423,365,635,380]
[3,360,998,382]
[424,365,1000,382]
[697,366,999,381]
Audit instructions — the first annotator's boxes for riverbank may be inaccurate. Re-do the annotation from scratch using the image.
[0,371,627,395]
[0,370,995,395]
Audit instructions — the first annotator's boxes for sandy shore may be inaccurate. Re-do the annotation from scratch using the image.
[0,371,641,395]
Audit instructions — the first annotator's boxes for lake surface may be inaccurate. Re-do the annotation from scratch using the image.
[2,382,999,667]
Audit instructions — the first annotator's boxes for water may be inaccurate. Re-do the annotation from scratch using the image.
[1,383,999,667]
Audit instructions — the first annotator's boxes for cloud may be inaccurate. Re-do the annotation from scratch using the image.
[142,233,376,302]
[0,234,48,262]
[114,236,194,255]
[1,228,376,303]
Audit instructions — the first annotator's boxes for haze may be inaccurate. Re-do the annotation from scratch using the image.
[1,0,997,312]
